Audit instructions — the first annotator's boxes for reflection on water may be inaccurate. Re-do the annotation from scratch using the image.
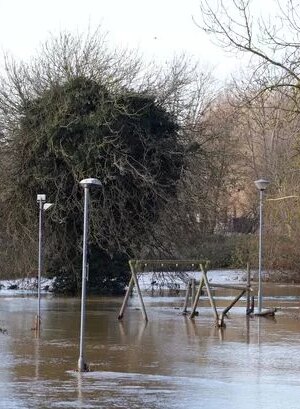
[0,285,300,408]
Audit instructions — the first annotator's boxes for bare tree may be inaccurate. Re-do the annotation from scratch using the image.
[197,0,300,104]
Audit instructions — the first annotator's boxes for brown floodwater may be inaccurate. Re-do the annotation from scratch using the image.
[0,284,300,409]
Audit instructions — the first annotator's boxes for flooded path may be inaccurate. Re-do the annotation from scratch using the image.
[0,285,300,408]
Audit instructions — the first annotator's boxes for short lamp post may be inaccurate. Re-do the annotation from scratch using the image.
[78,178,101,372]
[254,179,270,314]
[36,194,53,331]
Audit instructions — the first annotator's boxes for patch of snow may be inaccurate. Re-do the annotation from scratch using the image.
[0,277,55,292]
[207,269,248,283]
[136,269,248,291]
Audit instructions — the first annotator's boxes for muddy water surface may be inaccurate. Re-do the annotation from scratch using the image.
[0,284,300,408]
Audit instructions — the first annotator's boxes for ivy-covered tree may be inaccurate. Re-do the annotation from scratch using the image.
[0,33,187,293]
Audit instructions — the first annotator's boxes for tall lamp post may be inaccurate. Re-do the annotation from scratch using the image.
[78,178,101,372]
[36,194,53,331]
[254,179,270,314]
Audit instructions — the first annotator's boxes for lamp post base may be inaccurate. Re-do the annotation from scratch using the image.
[78,357,89,372]
[32,314,41,332]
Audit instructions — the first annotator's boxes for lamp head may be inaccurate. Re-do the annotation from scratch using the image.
[37,194,46,202]
[254,179,270,191]
[44,203,53,211]
[80,178,102,188]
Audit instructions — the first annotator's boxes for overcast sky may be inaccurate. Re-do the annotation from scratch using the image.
[0,0,275,80]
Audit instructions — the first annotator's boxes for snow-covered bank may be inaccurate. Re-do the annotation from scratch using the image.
[134,269,249,291]
[137,269,300,291]
[0,277,54,292]
[0,270,248,293]
[206,269,248,283]
[0,268,296,294]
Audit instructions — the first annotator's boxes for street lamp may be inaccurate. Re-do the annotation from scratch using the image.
[254,179,270,314]
[78,178,101,372]
[36,194,53,331]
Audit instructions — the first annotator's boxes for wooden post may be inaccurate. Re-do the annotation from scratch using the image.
[219,289,246,327]
[246,315,250,344]
[190,274,204,319]
[131,261,148,322]
[246,262,251,315]
[118,275,134,320]
[182,280,191,314]
[191,278,196,309]
[200,264,220,325]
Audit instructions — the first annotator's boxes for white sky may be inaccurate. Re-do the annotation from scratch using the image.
[0,0,275,80]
